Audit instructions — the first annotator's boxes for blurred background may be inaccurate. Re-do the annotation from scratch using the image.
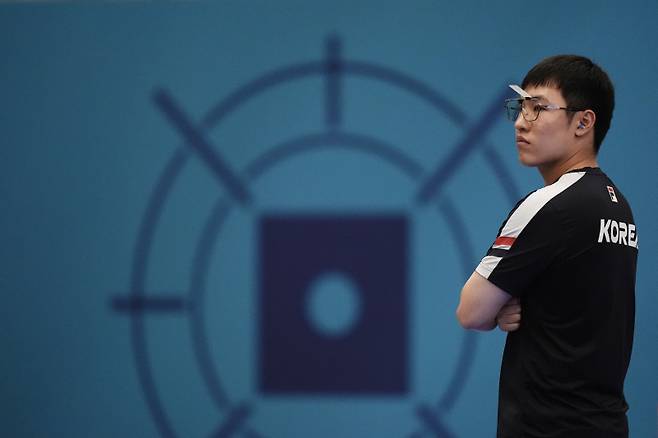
[1,1,656,437]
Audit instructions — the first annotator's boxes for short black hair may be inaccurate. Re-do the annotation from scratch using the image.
[521,55,615,153]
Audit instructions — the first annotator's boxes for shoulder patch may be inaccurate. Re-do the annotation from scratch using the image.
[607,185,618,203]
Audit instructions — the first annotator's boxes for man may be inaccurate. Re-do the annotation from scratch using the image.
[456,55,638,437]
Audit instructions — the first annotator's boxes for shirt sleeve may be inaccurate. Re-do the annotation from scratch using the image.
[476,196,565,298]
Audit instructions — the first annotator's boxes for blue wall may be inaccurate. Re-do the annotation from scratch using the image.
[1,1,656,437]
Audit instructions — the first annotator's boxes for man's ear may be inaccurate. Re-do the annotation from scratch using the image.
[575,109,596,136]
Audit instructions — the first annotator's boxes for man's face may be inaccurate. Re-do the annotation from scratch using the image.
[513,85,579,168]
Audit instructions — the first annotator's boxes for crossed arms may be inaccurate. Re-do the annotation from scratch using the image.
[456,271,522,332]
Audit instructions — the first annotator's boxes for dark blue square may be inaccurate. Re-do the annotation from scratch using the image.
[258,214,409,395]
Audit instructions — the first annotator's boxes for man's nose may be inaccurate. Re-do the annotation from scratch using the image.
[514,112,529,131]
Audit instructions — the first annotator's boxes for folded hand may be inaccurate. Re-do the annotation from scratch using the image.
[496,297,521,332]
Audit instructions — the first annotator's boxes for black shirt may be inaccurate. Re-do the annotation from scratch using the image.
[476,167,638,438]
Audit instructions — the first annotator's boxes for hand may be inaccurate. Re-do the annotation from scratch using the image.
[496,297,521,332]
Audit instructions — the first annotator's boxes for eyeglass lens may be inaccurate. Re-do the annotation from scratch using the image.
[505,99,541,121]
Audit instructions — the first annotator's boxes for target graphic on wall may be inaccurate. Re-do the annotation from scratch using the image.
[112,35,520,438]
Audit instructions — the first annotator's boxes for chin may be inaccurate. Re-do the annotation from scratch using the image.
[518,152,539,167]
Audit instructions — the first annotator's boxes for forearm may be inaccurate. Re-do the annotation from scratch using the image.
[468,318,497,331]
[456,307,497,331]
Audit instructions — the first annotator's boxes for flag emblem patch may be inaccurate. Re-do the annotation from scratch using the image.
[607,186,618,203]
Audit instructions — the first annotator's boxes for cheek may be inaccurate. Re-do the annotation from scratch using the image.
[534,124,568,153]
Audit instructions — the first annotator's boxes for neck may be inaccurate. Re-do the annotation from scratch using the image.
[539,150,598,186]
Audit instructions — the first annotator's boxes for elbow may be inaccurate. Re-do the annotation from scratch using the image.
[456,303,492,331]
[456,304,475,329]
[456,272,505,331]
